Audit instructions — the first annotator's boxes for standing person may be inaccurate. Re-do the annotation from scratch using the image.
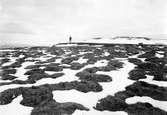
[69,36,72,43]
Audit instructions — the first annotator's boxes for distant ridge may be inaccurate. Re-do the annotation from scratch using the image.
[111,36,151,40]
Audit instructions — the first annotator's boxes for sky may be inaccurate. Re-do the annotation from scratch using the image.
[0,0,167,46]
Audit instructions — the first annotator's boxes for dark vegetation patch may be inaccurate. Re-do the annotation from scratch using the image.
[1,57,26,69]
[31,100,89,115]
[95,95,128,111]
[138,50,156,58]
[44,65,63,72]
[99,60,124,71]
[61,57,78,64]
[83,67,99,73]
[125,102,167,115]
[47,45,65,55]
[125,81,167,101]
[1,43,167,114]
[95,96,167,115]
[0,58,10,66]
[0,72,65,86]
[109,81,167,101]
[128,58,143,65]
[24,68,45,75]
[76,71,112,82]
[0,68,17,75]
[0,81,102,106]
[24,64,44,69]
[0,87,22,105]
[95,81,167,114]
[20,86,53,107]
[0,84,89,115]
[69,62,85,70]
[48,80,103,93]
[0,74,17,80]
[134,57,167,81]
[128,68,147,80]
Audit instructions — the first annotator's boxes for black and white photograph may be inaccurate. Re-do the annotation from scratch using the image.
[0,0,167,115]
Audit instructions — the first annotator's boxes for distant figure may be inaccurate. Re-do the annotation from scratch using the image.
[69,36,72,43]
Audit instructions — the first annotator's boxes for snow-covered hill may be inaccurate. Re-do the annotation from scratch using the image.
[82,36,167,45]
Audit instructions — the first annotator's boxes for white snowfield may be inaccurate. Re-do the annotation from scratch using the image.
[0,42,167,115]
[81,38,167,45]
[0,96,33,115]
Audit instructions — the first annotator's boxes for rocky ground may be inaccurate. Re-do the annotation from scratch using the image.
[0,43,167,115]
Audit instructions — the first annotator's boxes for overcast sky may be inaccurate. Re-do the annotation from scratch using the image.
[0,0,167,46]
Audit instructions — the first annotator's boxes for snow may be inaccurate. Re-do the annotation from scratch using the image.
[73,110,127,115]
[19,54,25,58]
[93,59,109,67]
[53,60,135,115]
[0,44,167,115]
[155,53,164,58]
[0,49,16,52]
[104,52,110,56]
[0,84,34,92]
[83,38,167,45]
[0,96,33,115]
[35,69,79,86]
[53,90,128,115]
[1,57,17,67]
[56,43,91,47]
[73,57,88,64]
[55,58,62,63]
[14,62,35,81]
[126,96,167,112]
[139,75,167,87]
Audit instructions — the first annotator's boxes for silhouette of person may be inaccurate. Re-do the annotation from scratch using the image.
[69,36,72,43]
